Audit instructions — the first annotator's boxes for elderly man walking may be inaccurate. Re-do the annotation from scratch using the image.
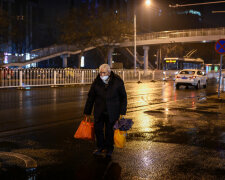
[84,64,127,157]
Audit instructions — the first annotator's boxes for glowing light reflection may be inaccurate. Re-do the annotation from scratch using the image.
[135,113,152,132]
[162,82,176,102]
[192,101,196,109]
[142,151,153,167]
[132,83,156,106]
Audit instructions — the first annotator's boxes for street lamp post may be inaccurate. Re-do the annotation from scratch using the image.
[134,0,151,74]
[134,12,137,74]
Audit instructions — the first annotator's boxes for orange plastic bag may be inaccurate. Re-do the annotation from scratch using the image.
[74,117,95,140]
[114,129,126,148]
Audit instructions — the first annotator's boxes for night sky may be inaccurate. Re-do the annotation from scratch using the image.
[148,0,225,28]
[168,0,225,27]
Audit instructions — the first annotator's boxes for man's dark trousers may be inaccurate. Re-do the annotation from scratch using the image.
[94,113,114,152]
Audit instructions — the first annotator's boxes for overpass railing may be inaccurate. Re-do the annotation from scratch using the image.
[5,45,78,64]
[136,27,225,41]
[0,68,162,88]
[4,27,225,66]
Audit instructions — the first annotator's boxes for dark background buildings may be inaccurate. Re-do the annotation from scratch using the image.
[0,0,225,68]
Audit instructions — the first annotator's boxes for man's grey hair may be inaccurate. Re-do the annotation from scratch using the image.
[99,64,111,73]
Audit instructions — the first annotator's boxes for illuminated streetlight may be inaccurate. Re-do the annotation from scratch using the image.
[145,0,151,6]
[134,0,151,74]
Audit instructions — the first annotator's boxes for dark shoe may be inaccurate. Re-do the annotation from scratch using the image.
[93,148,104,156]
[105,150,113,158]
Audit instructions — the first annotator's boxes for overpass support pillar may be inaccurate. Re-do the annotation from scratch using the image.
[108,47,114,68]
[143,46,149,74]
[61,54,70,68]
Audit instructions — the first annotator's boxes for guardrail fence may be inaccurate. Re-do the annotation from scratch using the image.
[0,69,163,88]
[1,68,223,89]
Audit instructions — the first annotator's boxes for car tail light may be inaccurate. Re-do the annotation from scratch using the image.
[189,76,196,79]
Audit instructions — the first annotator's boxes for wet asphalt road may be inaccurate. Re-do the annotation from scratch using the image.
[1,80,225,179]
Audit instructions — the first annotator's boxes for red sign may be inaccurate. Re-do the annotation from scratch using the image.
[215,39,225,54]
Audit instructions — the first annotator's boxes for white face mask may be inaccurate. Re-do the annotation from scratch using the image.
[100,76,109,81]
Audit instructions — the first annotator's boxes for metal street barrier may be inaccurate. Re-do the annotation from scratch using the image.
[0,68,223,89]
[0,68,163,89]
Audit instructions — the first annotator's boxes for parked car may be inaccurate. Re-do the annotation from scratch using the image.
[175,69,207,89]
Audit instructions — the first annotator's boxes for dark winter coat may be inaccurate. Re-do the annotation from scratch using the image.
[84,71,127,123]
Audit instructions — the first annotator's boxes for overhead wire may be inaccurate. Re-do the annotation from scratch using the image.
[169,1,225,8]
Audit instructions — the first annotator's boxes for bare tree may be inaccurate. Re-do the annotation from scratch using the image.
[94,9,133,63]
[11,15,27,61]
[59,7,96,68]
[59,7,133,66]
[161,43,184,58]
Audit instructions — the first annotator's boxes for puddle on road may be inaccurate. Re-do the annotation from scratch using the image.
[130,103,225,151]
[169,107,221,115]
[193,105,219,110]
[128,124,225,151]
[145,107,221,116]
[127,132,155,141]
[144,110,164,114]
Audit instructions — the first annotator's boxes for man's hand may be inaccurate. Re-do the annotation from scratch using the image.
[120,115,124,119]
[84,114,91,119]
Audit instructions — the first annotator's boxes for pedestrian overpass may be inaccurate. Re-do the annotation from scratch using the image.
[2,27,225,68]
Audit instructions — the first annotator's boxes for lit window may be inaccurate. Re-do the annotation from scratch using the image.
[81,56,85,67]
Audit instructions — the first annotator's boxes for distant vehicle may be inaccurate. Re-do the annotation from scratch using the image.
[175,69,207,89]
[163,57,204,80]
